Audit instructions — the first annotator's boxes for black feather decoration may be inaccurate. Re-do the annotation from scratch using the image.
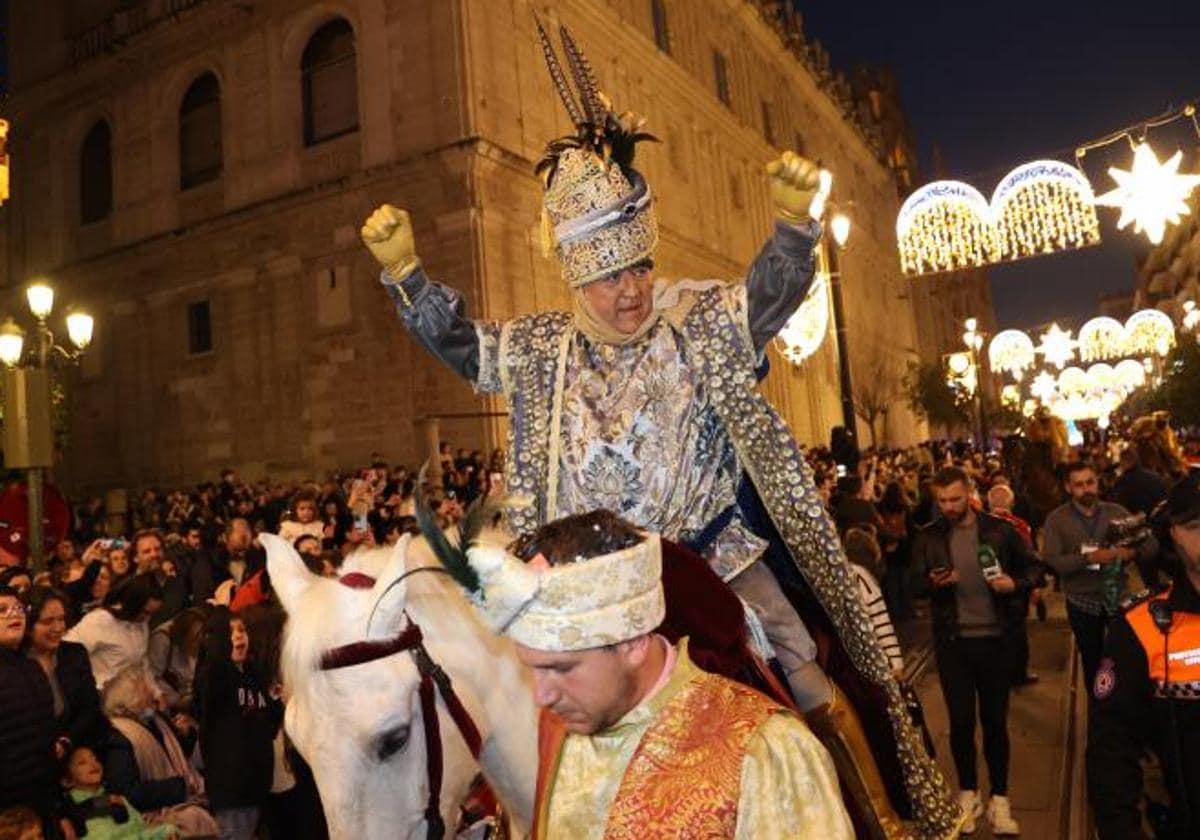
[533,13,585,128]
[414,464,480,595]
[558,25,605,137]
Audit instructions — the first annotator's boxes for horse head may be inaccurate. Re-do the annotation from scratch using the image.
[263,533,536,839]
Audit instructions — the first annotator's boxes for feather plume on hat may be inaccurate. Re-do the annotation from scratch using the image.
[532,13,658,187]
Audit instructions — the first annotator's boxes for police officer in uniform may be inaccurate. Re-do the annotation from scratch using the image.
[1087,472,1200,839]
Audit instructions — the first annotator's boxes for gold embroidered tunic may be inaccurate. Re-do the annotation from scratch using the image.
[537,641,852,839]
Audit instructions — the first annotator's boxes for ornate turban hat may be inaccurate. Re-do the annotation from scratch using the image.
[534,17,659,288]
[416,491,665,652]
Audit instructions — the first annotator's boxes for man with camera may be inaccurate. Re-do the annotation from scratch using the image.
[915,466,1041,835]
[1042,461,1159,688]
[1087,472,1200,839]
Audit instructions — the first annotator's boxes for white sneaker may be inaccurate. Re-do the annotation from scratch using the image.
[987,795,1021,836]
[957,790,982,834]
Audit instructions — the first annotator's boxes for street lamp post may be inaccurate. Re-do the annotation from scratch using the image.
[0,280,94,573]
[826,212,856,445]
[962,318,986,450]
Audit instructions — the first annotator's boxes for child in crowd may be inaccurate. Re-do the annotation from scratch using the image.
[60,746,175,840]
[195,610,281,840]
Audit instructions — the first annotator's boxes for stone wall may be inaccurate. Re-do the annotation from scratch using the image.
[4,0,942,492]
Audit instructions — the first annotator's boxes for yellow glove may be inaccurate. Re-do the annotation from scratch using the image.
[361,204,421,281]
[765,151,828,224]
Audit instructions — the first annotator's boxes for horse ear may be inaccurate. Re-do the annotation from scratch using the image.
[368,535,412,636]
[261,533,318,613]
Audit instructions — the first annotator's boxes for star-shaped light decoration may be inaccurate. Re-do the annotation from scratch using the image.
[1030,370,1058,402]
[1035,323,1077,369]
[1094,143,1200,244]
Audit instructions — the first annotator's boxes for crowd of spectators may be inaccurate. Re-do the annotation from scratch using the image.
[0,445,500,840]
[1,423,1194,838]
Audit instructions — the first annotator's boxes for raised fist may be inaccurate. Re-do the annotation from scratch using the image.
[361,204,420,280]
[765,151,829,224]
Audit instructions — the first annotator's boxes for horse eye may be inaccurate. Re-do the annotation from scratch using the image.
[376,725,411,762]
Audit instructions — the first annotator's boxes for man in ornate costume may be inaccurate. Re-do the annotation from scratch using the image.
[427,506,854,838]
[361,19,958,839]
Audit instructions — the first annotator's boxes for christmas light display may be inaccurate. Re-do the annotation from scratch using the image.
[1113,358,1147,389]
[990,160,1101,260]
[1035,323,1077,369]
[1094,143,1200,245]
[1077,316,1128,361]
[1123,308,1176,356]
[988,329,1037,378]
[897,181,995,276]
[776,271,830,365]
[1057,366,1089,395]
[1085,362,1117,390]
[1030,370,1058,401]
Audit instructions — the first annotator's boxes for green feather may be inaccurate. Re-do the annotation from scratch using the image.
[414,464,481,594]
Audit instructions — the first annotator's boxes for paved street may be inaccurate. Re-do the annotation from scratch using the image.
[910,594,1080,839]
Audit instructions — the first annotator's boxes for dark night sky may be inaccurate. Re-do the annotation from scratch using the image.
[797,0,1200,329]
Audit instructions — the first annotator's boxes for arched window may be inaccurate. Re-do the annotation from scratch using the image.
[80,120,113,224]
[180,73,223,189]
[301,18,359,146]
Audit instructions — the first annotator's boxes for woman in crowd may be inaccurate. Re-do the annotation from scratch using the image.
[64,556,113,625]
[100,666,217,837]
[22,588,108,755]
[147,607,209,713]
[65,573,164,691]
[0,566,33,597]
[194,608,282,840]
[0,586,60,833]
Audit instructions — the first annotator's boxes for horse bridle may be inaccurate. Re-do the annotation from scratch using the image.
[318,570,484,840]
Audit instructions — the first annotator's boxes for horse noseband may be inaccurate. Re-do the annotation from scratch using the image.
[319,613,483,840]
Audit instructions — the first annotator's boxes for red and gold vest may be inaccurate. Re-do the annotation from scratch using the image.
[1127,587,1200,698]
[532,669,784,839]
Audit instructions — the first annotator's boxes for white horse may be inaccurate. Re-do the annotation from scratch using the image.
[262,533,538,840]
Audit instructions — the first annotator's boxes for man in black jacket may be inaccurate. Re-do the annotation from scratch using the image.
[914,467,1040,836]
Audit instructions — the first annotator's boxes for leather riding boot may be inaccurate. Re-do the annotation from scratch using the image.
[805,684,910,840]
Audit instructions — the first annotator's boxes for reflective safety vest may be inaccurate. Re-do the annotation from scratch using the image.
[1127,587,1200,699]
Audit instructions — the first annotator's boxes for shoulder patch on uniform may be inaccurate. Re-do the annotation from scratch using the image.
[1093,656,1117,700]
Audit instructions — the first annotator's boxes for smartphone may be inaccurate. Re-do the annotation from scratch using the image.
[836,464,847,478]
[977,545,1003,581]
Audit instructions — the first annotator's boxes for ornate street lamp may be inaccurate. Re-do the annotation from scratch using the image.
[0,280,94,572]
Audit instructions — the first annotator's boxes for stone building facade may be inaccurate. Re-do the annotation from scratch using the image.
[4,0,944,490]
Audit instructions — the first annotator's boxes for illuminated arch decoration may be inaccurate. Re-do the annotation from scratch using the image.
[988,329,1036,379]
[990,160,1101,261]
[1123,308,1176,356]
[897,181,995,276]
[898,160,1101,277]
[1077,316,1128,361]
[776,272,831,366]
[1113,358,1147,389]
[1057,366,1089,395]
[1085,362,1117,391]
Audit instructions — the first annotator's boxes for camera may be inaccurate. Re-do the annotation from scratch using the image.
[1102,514,1152,548]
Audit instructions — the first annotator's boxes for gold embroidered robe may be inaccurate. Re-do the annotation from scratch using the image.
[533,641,853,839]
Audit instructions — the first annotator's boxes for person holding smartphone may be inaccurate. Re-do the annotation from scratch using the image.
[914,466,1041,836]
